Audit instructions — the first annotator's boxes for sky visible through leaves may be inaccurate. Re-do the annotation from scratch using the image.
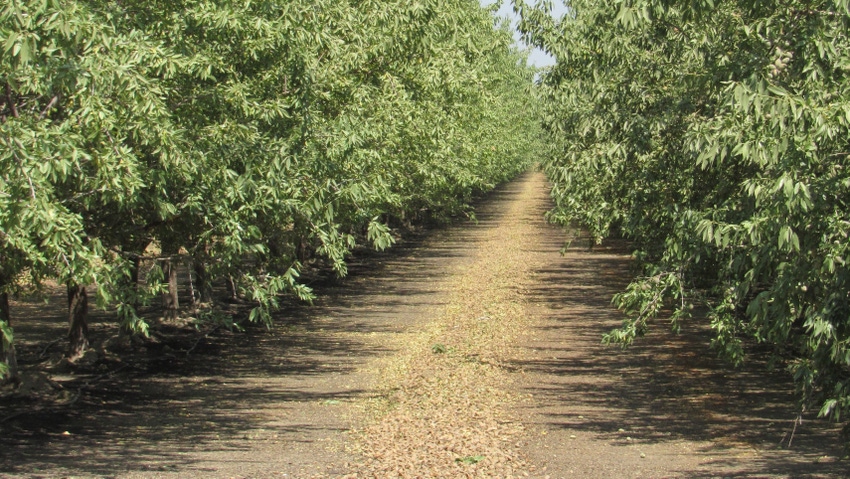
[482,0,568,67]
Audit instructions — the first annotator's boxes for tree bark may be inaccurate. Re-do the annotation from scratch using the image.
[67,284,89,361]
[193,260,212,303]
[161,257,179,321]
[0,290,19,385]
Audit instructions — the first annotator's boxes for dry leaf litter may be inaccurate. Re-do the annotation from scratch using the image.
[340,177,547,478]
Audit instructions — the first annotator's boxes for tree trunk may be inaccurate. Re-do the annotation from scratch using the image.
[193,260,211,303]
[0,290,19,385]
[162,257,179,321]
[129,255,141,308]
[226,275,239,302]
[67,284,89,361]
[296,235,310,263]
[186,261,196,308]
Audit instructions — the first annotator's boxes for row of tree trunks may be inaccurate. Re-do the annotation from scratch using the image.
[163,248,214,317]
[1,256,214,375]
[167,261,212,309]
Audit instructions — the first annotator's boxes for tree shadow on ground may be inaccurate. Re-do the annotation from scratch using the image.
[514,236,847,477]
[0,323,375,476]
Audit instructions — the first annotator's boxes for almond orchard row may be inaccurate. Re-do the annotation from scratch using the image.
[0,0,543,376]
[521,0,850,437]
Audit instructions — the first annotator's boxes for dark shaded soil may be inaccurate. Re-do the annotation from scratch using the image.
[513,236,847,478]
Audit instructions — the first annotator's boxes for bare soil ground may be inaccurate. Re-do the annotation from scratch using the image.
[0,171,846,478]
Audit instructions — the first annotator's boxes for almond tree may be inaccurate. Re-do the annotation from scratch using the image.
[2,0,542,371]
[522,0,850,434]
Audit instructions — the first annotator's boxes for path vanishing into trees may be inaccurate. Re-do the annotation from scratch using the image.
[0,171,845,478]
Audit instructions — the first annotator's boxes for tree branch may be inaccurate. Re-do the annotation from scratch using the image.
[38,95,59,120]
[5,82,19,119]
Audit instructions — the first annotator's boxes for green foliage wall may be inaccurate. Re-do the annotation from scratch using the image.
[522,0,850,428]
[0,0,541,364]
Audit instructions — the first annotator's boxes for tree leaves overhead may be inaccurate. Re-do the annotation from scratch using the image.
[522,0,850,429]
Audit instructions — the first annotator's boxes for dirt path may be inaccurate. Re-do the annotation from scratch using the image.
[1,171,846,478]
